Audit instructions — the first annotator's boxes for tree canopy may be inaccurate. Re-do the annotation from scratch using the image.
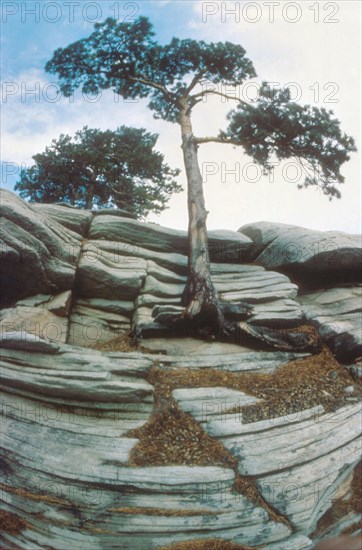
[15,126,181,217]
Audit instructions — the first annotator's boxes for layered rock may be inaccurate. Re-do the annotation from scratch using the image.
[0,190,82,307]
[1,191,361,549]
[89,214,255,261]
[297,286,362,363]
[2,333,360,549]
[31,203,93,236]
[0,291,72,345]
[1,337,294,549]
[238,221,362,288]
[238,221,361,362]
[173,389,361,536]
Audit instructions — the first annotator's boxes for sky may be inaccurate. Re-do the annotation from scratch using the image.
[1,0,361,234]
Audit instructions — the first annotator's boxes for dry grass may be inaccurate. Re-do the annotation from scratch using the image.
[157,539,256,550]
[0,510,28,535]
[129,402,238,468]
[92,331,139,352]
[128,365,238,469]
[150,346,360,423]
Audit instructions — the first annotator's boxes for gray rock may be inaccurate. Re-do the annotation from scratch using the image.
[89,215,254,261]
[214,265,302,328]
[0,331,60,353]
[140,338,310,371]
[0,305,68,344]
[298,286,362,362]
[173,387,260,422]
[195,406,325,438]
[136,294,181,309]
[264,534,313,550]
[139,263,302,331]
[257,437,361,532]
[67,310,131,348]
[77,246,147,300]
[77,297,135,315]
[0,341,154,403]
[147,261,186,284]
[0,190,81,306]
[223,403,361,476]
[0,459,290,549]
[142,275,185,298]
[91,238,188,275]
[346,362,362,379]
[1,195,360,549]
[31,203,93,235]
[15,293,53,307]
[239,221,362,287]
[248,299,303,326]
[47,290,73,316]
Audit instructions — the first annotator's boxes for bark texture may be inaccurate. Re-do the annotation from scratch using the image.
[179,104,225,336]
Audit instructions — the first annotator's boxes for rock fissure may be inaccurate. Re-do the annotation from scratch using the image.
[65,211,95,345]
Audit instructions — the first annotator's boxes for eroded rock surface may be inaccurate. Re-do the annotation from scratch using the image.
[297,286,362,362]
[0,190,82,307]
[238,221,361,288]
[1,191,361,549]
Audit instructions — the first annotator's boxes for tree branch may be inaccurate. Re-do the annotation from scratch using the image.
[127,74,179,106]
[185,70,206,96]
[191,89,250,107]
[195,136,242,146]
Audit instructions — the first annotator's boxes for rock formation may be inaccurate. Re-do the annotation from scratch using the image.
[1,190,361,549]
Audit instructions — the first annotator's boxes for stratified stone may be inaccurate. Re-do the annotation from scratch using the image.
[298,286,362,362]
[238,221,361,288]
[31,203,93,235]
[0,190,81,306]
[89,215,254,262]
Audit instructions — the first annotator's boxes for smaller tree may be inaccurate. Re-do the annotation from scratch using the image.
[15,126,181,217]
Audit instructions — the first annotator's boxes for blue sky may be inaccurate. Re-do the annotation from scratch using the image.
[1,1,361,233]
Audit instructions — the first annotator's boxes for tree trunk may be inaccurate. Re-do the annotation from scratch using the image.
[179,105,224,336]
[85,171,96,209]
[138,105,319,354]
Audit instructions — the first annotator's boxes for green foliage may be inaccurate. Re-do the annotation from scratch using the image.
[15,126,181,217]
[45,16,256,123]
[224,83,357,198]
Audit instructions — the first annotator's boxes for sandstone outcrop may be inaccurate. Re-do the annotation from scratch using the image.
[238,221,361,288]
[1,190,361,549]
